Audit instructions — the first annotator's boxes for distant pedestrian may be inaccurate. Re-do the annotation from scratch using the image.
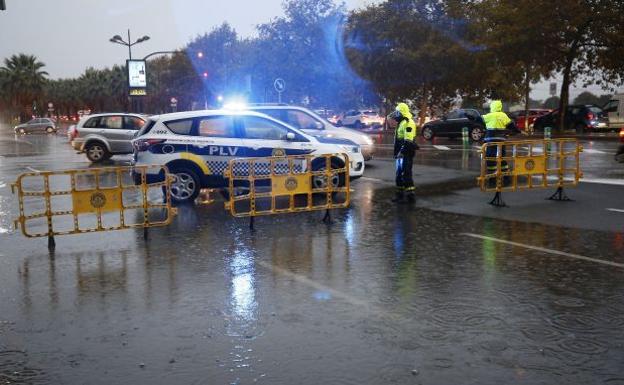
[389,102,418,202]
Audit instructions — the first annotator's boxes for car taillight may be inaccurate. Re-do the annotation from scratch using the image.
[619,129,624,138]
[133,139,165,152]
[587,112,595,120]
[69,126,78,140]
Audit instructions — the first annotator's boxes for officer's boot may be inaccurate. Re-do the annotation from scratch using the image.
[405,187,415,203]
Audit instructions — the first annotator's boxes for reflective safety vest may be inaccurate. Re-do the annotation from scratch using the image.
[395,102,418,142]
[396,118,417,141]
[483,100,511,141]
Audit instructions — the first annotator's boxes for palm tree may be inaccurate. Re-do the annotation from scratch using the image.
[0,54,48,120]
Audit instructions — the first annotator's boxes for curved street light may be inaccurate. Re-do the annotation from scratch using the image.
[109,29,150,60]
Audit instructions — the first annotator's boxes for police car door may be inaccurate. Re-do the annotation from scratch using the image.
[239,114,312,172]
[196,115,244,177]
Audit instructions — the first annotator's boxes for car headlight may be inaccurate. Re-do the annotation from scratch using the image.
[338,145,359,154]
[361,135,373,145]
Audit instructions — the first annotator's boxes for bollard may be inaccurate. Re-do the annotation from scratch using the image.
[462,126,469,146]
[544,127,552,152]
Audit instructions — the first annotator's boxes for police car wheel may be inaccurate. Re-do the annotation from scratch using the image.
[311,162,345,190]
[170,168,200,204]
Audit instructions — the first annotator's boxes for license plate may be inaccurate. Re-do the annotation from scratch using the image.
[598,122,607,127]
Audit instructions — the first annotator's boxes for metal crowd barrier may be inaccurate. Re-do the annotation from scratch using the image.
[477,138,583,206]
[12,165,176,249]
[223,153,350,227]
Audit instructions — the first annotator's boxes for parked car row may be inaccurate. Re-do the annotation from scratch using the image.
[509,109,551,130]
[533,105,608,132]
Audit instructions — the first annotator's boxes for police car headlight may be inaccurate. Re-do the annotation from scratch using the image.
[339,145,359,153]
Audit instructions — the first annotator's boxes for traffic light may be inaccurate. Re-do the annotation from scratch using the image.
[0,0,6,10]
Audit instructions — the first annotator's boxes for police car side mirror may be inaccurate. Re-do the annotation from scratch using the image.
[315,121,324,130]
[285,132,296,141]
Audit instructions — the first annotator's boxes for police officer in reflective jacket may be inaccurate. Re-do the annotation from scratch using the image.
[390,102,418,202]
[482,100,515,187]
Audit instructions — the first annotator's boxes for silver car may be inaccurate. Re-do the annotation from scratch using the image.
[14,118,58,134]
[70,113,146,162]
[245,105,375,160]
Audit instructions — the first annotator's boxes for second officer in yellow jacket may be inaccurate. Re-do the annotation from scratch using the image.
[391,103,418,202]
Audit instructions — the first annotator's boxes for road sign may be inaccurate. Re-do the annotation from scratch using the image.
[274,78,285,103]
[274,78,286,93]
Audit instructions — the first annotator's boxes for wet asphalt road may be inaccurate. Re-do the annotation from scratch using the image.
[1,128,624,384]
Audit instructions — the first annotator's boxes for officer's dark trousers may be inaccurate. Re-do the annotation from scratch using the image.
[395,145,415,191]
[484,131,508,186]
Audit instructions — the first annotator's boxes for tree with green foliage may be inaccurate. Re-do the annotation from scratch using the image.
[572,91,612,107]
[543,96,560,110]
[0,54,48,121]
[458,0,559,130]
[346,0,477,122]
[541,1,624,129]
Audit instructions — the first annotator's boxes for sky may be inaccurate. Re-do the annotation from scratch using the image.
[0,0,619,102]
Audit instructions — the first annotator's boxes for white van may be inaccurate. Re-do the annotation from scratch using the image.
[602,94,624,129]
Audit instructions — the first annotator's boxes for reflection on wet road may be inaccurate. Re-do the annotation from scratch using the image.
[1,131,623,384]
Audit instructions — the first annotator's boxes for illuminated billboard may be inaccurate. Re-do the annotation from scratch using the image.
[127,60,147,89]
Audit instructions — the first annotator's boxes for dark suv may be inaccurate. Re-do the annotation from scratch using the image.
[533,105,607,132]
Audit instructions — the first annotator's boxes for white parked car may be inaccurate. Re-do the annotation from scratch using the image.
[245,105,375,160]
[132,109,365,204]
[336,110,384,129]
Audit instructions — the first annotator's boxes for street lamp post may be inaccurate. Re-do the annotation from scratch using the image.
[109,29,150,112]
[109,29,150,60]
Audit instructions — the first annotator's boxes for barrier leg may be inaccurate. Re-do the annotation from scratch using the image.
[322,209,332,224]
[489,192,507,207]
[143,227,149,240]
[48,236,56,250]
[547,187,572,201]
[249,216,255,230]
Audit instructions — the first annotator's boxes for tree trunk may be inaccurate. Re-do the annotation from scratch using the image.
[419,85,428,126]
[557,40,580,132]
[524,66,531,134]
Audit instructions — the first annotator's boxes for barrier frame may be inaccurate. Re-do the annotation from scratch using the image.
[478,138,583,206]
[12,164,176,248]
[223,153,350,225]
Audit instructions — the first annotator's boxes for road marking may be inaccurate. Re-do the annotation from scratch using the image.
[360,176,387,183]
[582,148,607,154]
[606,208,624,213]
[25,166,41,173]
[257,260,372,309]
[461,233,624,268]
[433,145,451,151]
[580,178,624,186]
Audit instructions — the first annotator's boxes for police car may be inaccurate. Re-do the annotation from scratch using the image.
[132,109,365,203]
